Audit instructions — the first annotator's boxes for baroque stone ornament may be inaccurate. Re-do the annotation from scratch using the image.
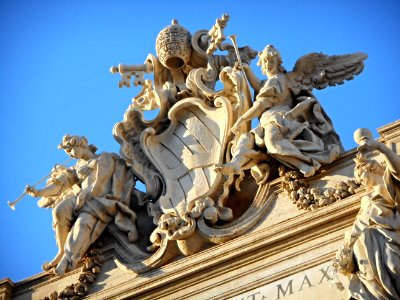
[333,128,400,300]
[43,249,103,300]
[279,166,360,210]
[111,15,263,272]
[9,15,378,292]
[156,19,193,70]
[108,14,369,274]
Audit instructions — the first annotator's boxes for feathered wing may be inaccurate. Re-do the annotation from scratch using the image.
[286,52,368,95]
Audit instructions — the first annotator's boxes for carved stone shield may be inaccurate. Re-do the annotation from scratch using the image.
[141,96,232,215]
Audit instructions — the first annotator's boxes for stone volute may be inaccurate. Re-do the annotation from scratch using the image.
[155,19,192,70]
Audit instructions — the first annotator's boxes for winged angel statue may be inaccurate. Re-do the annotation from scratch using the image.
[216,45,367,181]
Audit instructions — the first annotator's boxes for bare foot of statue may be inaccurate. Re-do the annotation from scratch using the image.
[42,261,55,272]
[251,163,270,185]
[42,250,64,271]
[54,256,69,276]
[302,165,316,178]
[214,163,240,175]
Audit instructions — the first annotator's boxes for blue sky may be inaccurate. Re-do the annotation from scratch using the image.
[1,0,399,282]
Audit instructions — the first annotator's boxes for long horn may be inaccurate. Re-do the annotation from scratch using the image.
[228,35,248,84]
[7,157,74,210]
[228,35,242,66]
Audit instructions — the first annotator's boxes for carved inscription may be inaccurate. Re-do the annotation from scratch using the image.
[232,263,348,300]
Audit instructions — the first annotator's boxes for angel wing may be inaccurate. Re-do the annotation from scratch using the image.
[286,52,368,95]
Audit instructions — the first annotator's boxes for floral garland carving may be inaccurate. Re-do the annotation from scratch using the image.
[279,167,360,210]
[42,249,103,300]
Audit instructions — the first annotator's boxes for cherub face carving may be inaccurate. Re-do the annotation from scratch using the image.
[261,55,279,77]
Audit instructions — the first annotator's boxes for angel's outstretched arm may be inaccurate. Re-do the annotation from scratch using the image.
[231,101,265,134]
[242,100,265,120]
[243,64,262,93]
[25,170,76,198]
[25,182,63,198]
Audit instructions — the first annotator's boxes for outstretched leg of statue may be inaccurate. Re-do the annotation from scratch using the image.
[263,121,323,178]
[42,224,70,271]
[54,212,107,275]
[215,155,252,175]
[43,198,75,271]
[272,153,320,178]
[215,133,267,175]
[250,163,270,185]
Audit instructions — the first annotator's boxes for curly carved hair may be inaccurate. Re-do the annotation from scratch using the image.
[58,134,97,154]
[257,45,286,73]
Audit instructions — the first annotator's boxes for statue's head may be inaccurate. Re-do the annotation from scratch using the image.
[257,45,285,75]
[46,164,73,185]
[50,164,68,176]
[156,19,192,70]
[58,134,97,158]
[354,153,384,189]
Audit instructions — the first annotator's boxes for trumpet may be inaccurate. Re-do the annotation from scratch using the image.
[7,157,74,210]
[228,34,249,113]
[228,35,246,77]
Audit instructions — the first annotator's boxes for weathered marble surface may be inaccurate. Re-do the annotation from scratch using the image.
[24,135,140,276]
[3,12,400,300]
[334,128,400,300]
[215,45,366,179]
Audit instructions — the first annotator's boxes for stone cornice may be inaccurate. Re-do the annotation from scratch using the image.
[0,278,14,300]
[86,191,363,299]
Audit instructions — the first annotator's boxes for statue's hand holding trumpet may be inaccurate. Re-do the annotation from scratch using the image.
[7,158,73,210]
